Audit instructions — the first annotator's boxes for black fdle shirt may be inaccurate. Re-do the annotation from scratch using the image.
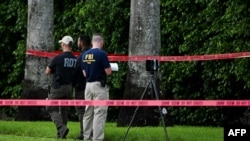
[48,52,77,84]
[72,48,90,90]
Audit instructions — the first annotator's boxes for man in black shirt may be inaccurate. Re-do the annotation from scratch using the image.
[73,34,91,140]
[46,35,77,139]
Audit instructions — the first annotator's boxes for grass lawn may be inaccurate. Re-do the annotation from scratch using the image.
[0,120,223,141]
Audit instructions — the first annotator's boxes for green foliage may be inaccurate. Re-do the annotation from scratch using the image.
[0,0,27,117]
[0,0,27,99]
[160,0,250,126]
[78,0,130,53]
[1,0,250,126]
[4,40,25,99]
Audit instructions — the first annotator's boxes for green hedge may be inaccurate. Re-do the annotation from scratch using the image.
[160,0,250,126]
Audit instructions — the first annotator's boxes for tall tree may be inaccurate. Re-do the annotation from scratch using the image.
[15,0,54,120]
[117,0,161,126]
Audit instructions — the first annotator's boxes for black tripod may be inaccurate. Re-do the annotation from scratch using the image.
[122,72,170,141]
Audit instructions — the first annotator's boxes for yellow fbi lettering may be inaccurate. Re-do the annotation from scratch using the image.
[83,54,95,64]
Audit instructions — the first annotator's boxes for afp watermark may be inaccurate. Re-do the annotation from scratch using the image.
[224,125,250,141]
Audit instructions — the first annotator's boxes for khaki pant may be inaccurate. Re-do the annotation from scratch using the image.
[83,82,109,141]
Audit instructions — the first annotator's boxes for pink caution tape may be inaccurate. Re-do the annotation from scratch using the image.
[26,50,250,62]
[0,99,250,107]
[23,50,250,107]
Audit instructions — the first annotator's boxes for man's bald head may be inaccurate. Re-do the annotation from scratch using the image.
[92,33,104,49]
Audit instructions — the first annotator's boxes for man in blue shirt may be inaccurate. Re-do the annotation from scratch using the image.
[81,33,112,141]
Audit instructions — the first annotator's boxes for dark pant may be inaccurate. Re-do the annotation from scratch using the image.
[47,85,72,138]
[75,89,85,137]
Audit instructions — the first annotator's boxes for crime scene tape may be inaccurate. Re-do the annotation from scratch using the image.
[26,50,250,62]
[23,50,250,107]
[0,99,250,107]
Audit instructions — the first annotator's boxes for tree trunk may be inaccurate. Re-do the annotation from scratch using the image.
[117,0,161,126]
[15,0,54,121]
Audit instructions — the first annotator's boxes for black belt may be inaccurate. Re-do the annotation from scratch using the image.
[87,81,100,83]
[59,82,71,85]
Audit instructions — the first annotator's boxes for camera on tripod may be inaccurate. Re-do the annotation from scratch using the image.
[146,59,159,73]
[123,59,170,141]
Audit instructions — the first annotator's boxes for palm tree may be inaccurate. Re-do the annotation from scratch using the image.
[117,0,161,126]
[16,0,54,120]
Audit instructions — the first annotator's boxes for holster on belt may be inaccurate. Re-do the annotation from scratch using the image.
[51,76,60,89]
[48,84,51,94]
[100,77,107,87]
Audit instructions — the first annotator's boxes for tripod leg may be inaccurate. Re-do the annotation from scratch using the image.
[151,79,170,141]
[122,81,151,141]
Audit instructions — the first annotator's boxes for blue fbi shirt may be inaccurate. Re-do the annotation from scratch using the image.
[82,48,110,82]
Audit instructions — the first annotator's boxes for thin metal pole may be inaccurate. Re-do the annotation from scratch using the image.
[151,74,170,141]
[122,81,151,141]
[122,72,170,141]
